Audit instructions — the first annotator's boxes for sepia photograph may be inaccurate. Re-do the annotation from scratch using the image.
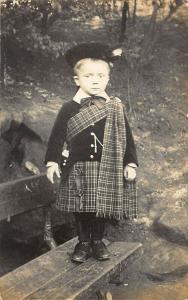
[0,0,188,299]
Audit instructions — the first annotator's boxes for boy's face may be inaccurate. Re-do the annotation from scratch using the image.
[74,59,110,96]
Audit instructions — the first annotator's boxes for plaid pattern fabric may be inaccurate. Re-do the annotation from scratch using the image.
[124,180,137,219]
[57,97,137,219]
[96,99,129,219]
[56,161,137,219]
[67,104,107,142]
[56,161,100,212]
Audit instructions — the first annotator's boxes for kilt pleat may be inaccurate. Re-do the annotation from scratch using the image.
[56,161,100,213]
[56,161,138,219]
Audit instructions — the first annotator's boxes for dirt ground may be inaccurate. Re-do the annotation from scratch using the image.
[0,3,188,299]
[105,4,188,299]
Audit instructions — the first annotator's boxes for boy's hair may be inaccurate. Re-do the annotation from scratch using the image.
[74,58,112,75]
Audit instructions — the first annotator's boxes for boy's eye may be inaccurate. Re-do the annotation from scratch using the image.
[82,73,107,78]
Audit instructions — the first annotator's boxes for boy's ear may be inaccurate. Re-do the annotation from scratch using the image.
[73,76,80,86]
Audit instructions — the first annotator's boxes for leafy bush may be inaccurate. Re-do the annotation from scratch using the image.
[1,0,71,63]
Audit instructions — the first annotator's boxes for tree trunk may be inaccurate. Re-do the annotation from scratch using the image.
[140,0,160,61]
[0,36,5,89]
[119,1,130,43]
[132,0,137,25]
[148,0,159,37]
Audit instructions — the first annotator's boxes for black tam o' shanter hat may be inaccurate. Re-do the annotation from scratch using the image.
[65,43,122,68]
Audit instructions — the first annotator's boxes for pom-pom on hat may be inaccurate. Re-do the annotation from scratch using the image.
[65,42,122,68]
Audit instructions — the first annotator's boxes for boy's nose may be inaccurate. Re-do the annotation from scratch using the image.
[92,78,100,84]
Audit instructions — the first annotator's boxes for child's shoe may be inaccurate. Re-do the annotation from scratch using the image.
[71,241,92,263]
[92,240,110,261]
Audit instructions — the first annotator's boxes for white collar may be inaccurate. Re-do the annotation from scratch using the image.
[73,88,111,104]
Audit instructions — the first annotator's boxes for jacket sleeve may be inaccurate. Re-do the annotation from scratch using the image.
[123,107,138,167]
[45,103,68,165]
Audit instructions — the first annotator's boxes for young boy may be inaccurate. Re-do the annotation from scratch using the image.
[45,43,138,263]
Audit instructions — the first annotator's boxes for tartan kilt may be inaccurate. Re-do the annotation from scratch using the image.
[56,161,138,219]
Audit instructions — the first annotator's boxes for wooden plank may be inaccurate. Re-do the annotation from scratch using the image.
[25,242,142,300]
[0,238,107,298]
[0,238,78,300]
[0,173,55,221]
[0,239,142,300]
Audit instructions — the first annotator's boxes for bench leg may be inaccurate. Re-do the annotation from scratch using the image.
[43,206,57,249]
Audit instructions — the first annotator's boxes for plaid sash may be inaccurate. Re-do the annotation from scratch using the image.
[96,99,127,218]
[67,103,107,142]
[67,98,137,219]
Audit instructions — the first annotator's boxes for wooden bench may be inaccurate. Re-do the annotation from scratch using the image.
[0,173,55,222]
[0,237,142,300]
[0,173,57,248]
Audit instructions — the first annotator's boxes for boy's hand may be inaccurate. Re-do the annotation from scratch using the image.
[46,163,60,184]
[124,164,137,181]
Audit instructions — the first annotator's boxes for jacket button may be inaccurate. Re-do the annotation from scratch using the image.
[90,155,94,159]
[91,144,94,147]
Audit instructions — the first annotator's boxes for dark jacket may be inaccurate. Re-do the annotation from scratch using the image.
[45,100,138,167]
